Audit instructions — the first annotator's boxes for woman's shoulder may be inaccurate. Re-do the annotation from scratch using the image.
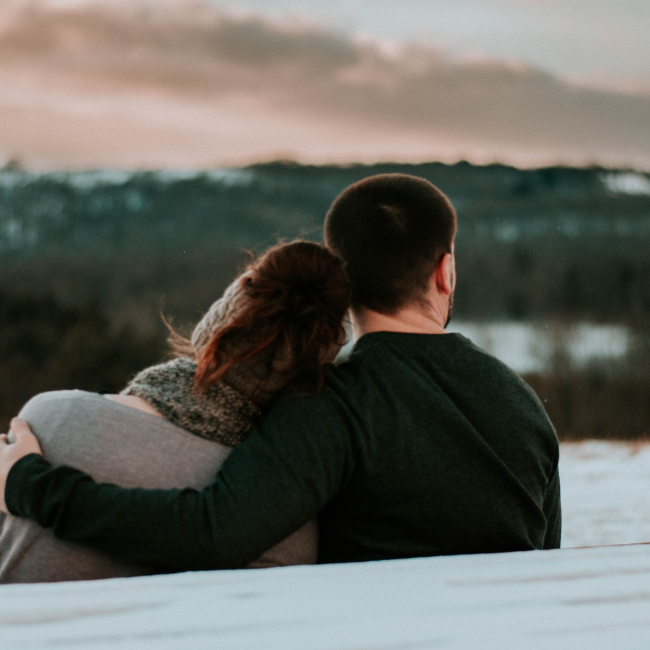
[17,386,233,490]
[19,389,109,417]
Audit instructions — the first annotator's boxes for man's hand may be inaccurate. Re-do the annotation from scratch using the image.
[0,418,43,514]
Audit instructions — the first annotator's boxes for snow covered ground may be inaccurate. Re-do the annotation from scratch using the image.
[447,322,630,374]
[3,544,650,649]
[338,321,632,374]
[560,441,650,548]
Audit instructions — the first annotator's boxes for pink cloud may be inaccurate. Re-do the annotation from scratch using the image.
[1,0,649,170]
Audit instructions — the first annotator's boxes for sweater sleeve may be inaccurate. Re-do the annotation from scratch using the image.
[5,391,356,570]
[542,447,562,550]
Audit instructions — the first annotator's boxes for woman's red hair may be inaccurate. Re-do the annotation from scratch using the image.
[194,240,350,394]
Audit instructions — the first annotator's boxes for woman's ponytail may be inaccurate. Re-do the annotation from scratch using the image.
[195,240,351,394]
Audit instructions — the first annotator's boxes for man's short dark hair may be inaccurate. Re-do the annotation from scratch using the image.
[324,174,457,314]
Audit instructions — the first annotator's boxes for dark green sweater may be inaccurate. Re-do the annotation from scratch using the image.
[7,332,561,570]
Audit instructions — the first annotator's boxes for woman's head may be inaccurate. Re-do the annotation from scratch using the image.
[194,240,350,397]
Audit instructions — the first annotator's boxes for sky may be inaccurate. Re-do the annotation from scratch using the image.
[211,0,650,94]
[0,0,649,170]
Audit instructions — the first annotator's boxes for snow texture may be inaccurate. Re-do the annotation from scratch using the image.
[3,545,650,649]
[447,322,629,374]
[561,442,650,548]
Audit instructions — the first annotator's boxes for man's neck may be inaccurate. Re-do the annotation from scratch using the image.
[351,305,447,339]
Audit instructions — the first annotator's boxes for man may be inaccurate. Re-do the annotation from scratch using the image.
[0,174,560,570]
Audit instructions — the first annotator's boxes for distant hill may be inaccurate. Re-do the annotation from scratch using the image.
[1,161,650,329]
[2,161,650,438]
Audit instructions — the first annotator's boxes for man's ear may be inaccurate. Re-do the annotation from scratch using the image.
[433,253,454,296]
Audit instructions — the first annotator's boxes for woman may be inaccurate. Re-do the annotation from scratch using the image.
[0,240,350,583]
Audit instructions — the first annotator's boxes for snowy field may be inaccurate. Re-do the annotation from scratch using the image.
[560,441,650,548]
[3,544,650,649]
[447,321,630,374]
[338,321,632,374]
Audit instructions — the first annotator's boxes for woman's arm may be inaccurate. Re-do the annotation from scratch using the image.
[1,395,356,570]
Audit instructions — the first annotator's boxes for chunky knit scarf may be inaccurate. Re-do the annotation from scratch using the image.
[122,275,292,446]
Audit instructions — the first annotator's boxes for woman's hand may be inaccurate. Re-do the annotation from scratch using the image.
[0,418,43,514]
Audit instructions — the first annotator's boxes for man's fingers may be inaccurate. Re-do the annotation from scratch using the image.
[0,420,43,514]
[4,419,43,459]
[10,419,34,441]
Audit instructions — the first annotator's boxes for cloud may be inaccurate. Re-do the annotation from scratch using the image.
[1,0,649,169]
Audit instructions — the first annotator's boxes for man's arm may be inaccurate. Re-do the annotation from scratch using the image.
[3,392,357,570]
[542,447,561,549]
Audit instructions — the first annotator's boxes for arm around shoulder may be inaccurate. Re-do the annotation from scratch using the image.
[0,418,44,514]
[3,389,358,570]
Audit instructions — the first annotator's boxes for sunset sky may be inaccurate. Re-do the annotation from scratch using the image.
[214,0,650,94]
[0,0,649,170]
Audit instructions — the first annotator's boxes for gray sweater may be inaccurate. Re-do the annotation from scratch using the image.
[0,391,317,582]
[0,275,320,583]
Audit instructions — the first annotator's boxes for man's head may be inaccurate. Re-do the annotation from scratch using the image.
[324,174,457,317]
